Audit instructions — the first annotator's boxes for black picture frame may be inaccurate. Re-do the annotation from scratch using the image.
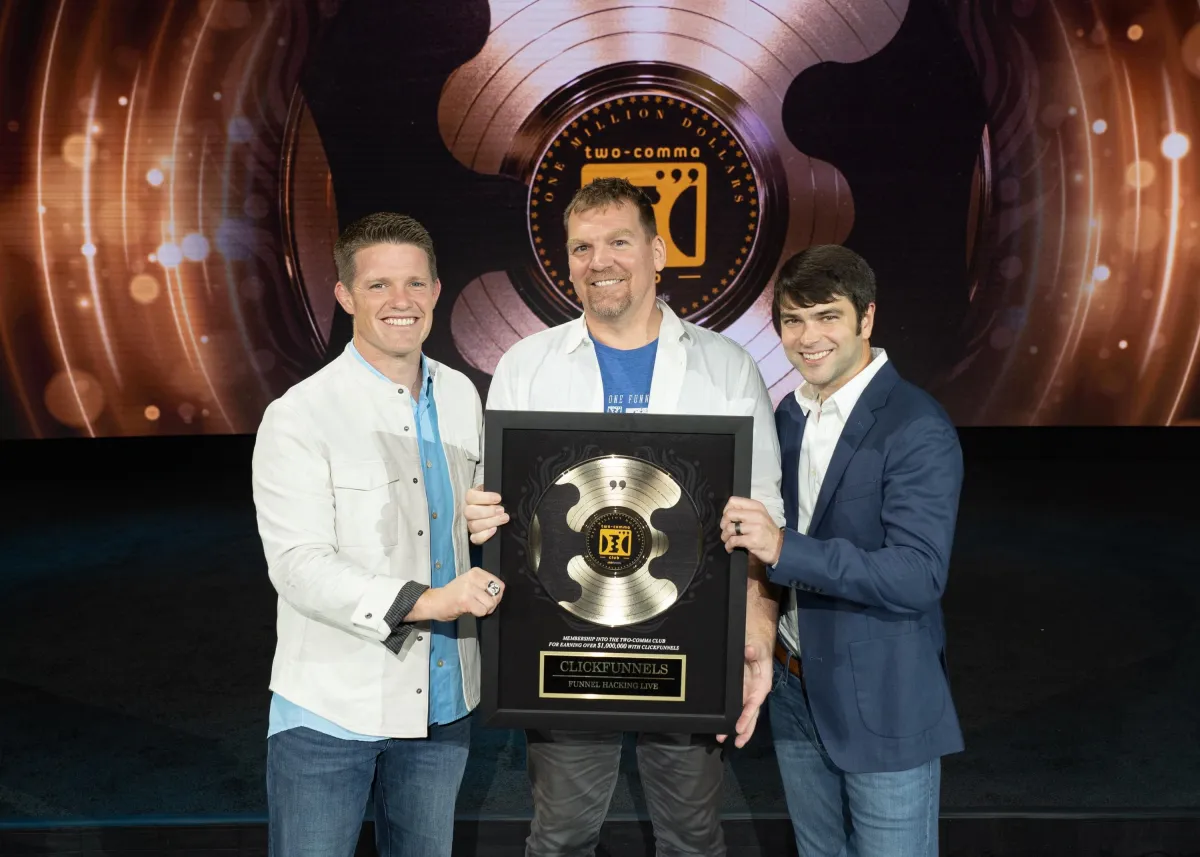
[479,410,752,734]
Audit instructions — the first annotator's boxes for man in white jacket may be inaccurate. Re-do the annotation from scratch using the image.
[466,178,785,857]
[252,212,505,857]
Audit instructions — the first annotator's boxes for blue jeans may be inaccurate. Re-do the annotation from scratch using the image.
[769,661,940,857]
[266,715,471,857]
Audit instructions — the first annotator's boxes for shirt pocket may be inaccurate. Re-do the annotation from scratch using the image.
[441,424,482,493]
[330,459,403,547]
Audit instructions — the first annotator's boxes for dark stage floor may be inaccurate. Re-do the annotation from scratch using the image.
[0,430,1198,841]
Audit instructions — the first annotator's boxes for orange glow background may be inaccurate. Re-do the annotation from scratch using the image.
[0,0,1197,437]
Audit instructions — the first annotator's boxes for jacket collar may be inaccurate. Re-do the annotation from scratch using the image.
[793,348,888,421]
[340,342,439,398]
[804,361,900,533]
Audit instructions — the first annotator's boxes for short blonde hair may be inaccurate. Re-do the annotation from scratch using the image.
[333,212,437,286]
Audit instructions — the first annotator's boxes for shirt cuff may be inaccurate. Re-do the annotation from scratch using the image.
[381,581,430,654]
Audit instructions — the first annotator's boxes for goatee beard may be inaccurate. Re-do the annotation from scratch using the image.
[589,297,631,319]
[585,283,632,319]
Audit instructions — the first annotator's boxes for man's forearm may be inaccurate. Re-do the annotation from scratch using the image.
[745,555,779,645]
[388,581,432,624]
[379,581,433,654]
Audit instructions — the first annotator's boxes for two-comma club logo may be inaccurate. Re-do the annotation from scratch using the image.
[527,93,760,325]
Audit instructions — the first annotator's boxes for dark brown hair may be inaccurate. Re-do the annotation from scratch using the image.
[771,245,876,334]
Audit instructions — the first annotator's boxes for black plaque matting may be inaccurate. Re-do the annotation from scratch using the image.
[480,411,751,733]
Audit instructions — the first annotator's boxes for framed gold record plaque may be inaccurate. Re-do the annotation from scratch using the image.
[479,411,751,733]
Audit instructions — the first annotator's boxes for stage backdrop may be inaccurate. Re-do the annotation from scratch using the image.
[0,0,1197,438]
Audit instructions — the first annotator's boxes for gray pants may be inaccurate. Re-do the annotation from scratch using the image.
[524,730,727,857]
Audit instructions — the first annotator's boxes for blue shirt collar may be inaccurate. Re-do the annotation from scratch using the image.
[348,341,432,395]
[591,336,659,356]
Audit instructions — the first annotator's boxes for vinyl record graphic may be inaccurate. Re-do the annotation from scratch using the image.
[529,455,702,626]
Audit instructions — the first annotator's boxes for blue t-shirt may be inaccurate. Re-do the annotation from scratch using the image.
[593,337,658,413]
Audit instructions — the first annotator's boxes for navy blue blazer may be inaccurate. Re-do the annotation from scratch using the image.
[770,360,964,773]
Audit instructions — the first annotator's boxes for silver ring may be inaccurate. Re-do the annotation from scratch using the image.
[734,521,742,536]
[486,580,501,597]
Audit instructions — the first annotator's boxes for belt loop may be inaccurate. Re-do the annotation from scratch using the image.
[773,640,803,682]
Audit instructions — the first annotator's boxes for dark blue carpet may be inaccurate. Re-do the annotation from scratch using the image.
[0,452,1197,821]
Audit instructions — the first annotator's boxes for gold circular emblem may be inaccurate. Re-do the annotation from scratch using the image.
[526,93,762,328]
[582,507,651,577]
[531,455,699,627]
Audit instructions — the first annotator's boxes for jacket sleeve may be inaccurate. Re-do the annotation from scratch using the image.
[485,349,519,412]
[737,352,786,528]
[478,350,519,490]
[252,400,425,648]
[471,381,485,488]
[768,417,963,613]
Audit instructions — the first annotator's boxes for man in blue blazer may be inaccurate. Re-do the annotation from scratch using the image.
[719,245,964,856]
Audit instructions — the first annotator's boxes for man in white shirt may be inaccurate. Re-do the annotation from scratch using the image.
[252,213,506,857]
[719,245,964,857]
[465,178,785,857]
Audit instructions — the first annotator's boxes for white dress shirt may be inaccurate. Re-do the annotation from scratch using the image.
[252,345,484,737]
[777,348,889,656]
[485,300,785,527]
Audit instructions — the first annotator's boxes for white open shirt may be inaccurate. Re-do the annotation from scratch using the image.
[486,300,785,527]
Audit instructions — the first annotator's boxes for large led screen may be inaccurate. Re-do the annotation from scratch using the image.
[0,0,1197,437]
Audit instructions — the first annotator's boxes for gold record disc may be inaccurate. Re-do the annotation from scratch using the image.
[530,455,699,626]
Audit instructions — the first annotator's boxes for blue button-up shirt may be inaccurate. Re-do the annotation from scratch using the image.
[267,345,468,739]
